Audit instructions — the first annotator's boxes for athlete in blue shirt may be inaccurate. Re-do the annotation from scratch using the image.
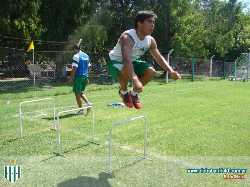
[70,45,92,110]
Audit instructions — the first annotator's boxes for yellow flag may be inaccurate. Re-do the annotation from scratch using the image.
[27,41,34,52]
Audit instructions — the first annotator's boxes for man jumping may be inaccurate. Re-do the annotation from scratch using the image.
[108,10,181,109]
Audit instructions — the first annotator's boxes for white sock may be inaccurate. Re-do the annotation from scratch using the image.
[131,90,139,96]
[86,102,92,106]
[120,89,128,95]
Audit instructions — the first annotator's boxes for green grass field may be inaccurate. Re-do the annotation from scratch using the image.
[0,80,249,186]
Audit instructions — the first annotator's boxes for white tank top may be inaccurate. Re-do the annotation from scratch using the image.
[109,29,152,62]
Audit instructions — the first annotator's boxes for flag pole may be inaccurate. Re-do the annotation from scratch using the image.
[33,48,35,86]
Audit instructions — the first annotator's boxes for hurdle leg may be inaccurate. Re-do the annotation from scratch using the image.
[106,115,150,174]
[19,104,23,138]
[56,115,62,155]
[106,130,112,174]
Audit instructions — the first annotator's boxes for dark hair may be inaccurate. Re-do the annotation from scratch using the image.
[134,10,157,29]
[73,44,80,50]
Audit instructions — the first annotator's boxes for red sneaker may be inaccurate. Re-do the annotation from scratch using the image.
[119,90,133,108]
[131,93,143,109]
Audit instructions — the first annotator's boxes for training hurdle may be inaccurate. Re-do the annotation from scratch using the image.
[56,105,97,155]
[19,97,56,138]
[106,115,149,174]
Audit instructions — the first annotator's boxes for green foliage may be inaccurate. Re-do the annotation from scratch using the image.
[69,22,108,61]
[0,0,43,39]
[68,8,109,62]
[172,7,209,57]
[201,0,239,57]
[40,0,97,41]
[0,0,249,59]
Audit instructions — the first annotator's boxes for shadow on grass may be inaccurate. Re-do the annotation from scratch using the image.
[40,154,65,163]
[57,172,113,187]
[111,156,146,174]
[0,79,117,95]
[0,80,72,95]
[63,142,91,154]
[152,77,192,85]
[152,77,225,85]
[1,137,19,145]
[56,158,145,186]
[40,143,91,163]
[42,113,81,121]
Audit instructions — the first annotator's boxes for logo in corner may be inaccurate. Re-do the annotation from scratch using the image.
[4,160,21,183]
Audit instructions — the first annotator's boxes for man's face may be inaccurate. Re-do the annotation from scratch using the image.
[138,17,155,35]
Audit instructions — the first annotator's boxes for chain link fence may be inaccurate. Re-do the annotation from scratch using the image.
[1,47,249,92]
[158,54,240,81]
[0,47,112,92]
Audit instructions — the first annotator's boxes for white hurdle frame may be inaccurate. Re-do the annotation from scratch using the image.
[19,97,56,138]
[106,115,149,174]
[56,105,96,155]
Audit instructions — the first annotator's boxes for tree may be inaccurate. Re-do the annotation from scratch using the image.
[199,0,246,58]
[0,0,43,47]
[171,3,209,57]
[40,0,97,42]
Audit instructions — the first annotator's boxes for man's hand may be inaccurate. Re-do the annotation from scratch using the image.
[68,68,76,84]
[132,77,143,92]
[170,70,181,80]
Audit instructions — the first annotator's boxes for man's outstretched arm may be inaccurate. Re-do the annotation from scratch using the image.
[149,38,181,80]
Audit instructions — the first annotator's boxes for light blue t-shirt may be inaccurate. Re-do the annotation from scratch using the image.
[72,51,90,77]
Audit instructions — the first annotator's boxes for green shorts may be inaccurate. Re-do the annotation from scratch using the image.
[107,59,150,81]
[73,76,88,94]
